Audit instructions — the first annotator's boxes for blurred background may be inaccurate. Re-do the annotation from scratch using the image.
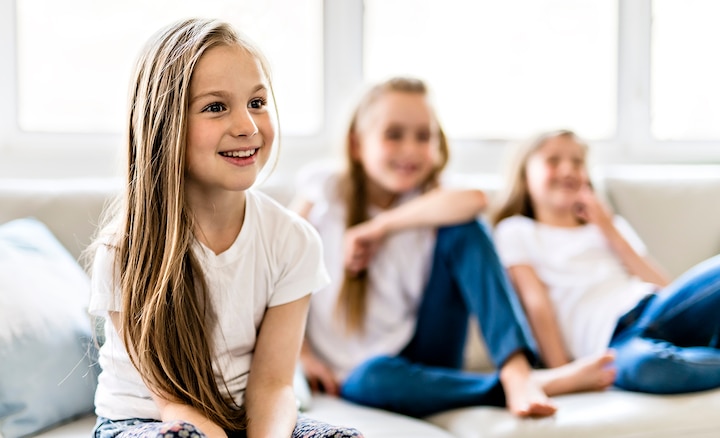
[1,0,719,182]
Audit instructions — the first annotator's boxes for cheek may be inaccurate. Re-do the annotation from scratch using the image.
[253,114,274,144]
[525,165,549,195]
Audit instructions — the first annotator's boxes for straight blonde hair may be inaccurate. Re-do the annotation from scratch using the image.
[337,77,450,333]
[90,18,277,433]
[491,129,588,226]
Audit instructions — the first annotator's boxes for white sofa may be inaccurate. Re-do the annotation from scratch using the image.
[1,164,720,438]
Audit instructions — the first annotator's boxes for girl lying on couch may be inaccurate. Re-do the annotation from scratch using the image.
[492,129,720,395]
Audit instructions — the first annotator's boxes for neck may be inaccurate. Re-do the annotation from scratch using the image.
[533,204,581,228]
[186,187,247,255]
[365,178,399,210]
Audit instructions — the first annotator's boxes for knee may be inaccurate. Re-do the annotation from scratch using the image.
[436,220,493,255]
[295,416,365,438]
[340,356,410,405]
[613,340,683,394]
[158,421,208,438]
[342,356,405,395]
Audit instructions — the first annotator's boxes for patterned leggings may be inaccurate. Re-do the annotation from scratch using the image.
[93,415,363,438]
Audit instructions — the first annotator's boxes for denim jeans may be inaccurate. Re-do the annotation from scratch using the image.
[610,254,720,394]
[340,221,538,417]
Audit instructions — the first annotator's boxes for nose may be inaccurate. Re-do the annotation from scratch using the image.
[232,109,258,137]
[557,158,578,175]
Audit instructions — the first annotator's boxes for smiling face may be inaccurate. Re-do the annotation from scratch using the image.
[525,134,588,214]
[352,90,441,206]
[185,44,274,197]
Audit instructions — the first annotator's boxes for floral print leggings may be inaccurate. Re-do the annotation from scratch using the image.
[93,415,363,438]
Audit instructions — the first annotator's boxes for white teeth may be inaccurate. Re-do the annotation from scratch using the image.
[221,149,256,158]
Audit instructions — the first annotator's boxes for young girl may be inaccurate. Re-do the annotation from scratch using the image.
[492,129,720,395]
[87,19,362,438]
[292,78,615,419]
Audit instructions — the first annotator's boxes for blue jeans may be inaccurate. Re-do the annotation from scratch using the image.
[340,221,538,417]
[610,254,720,394]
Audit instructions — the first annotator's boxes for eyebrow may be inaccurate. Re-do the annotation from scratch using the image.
[189,84,268,105]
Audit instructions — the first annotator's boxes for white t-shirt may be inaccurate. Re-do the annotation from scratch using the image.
[88,189,330,421]
[493,215,656,360]
[299,164,436,381]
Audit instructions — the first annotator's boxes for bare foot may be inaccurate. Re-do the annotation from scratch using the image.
[532,351,616,397]
[500,354,558,417]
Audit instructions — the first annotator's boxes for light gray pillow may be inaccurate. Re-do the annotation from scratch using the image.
[0,218,98,438]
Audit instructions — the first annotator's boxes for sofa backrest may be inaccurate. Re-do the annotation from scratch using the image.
[2,165,719,278]
[600,165,720,278]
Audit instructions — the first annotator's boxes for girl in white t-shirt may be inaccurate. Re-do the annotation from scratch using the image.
[87,19,361,438]
[492,129,720,395]
[292,78,615,419]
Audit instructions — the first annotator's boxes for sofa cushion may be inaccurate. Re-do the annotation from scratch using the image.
[0,218,98,438]
[426,387,720,438]
[305,395,454,437]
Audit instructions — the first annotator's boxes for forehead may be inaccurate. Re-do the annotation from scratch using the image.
[190,44,267,92]
[363,91,434,127]
[536,135,586,156]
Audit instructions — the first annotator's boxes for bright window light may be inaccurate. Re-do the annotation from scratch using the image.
[364,0,618,140]
[651,0,720,140]
[16,0,323,136]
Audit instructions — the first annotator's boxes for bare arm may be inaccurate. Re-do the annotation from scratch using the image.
[598,222,670,286]
[344,188,487,274]
[574,186,670,287]
[507,266,571,368]
[372,187,487,234]
[108,312,227,438]
[245,295,311,438]
[291,187,486,227]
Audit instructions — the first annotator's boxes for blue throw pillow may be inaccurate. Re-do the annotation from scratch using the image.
[0,218,98,438]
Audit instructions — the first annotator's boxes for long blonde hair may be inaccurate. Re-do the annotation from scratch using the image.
[93,19,276,432]
[337,77,450,333]
[491,129,588,226]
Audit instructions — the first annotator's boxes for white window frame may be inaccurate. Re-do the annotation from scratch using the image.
[1,0,718,180]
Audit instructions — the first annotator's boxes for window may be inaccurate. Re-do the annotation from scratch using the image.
[15,0,323,135]
[2,0,719,179]
[651,0,720,140]
[364,0,618,140]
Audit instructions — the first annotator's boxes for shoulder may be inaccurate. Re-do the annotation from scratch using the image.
[495,215,535,234]
[247,190,322,243]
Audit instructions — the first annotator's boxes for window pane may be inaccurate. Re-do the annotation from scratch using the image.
[652,0,720,140]
[16,0,322,135]
[364,0,617,140]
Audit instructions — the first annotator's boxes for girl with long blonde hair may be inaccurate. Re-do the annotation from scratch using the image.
[88,18,361,438]
[492,129,720,395]
[292,79,615,419]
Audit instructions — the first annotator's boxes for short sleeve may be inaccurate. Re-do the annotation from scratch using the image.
[269,215,331,307]
[493,216,534,267]
[613,215,648,256]
[88,243,122,316]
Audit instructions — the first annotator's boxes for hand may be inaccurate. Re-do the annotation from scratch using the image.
[343,218,387,275]
[300,349,340,396]
[572,184,612,227]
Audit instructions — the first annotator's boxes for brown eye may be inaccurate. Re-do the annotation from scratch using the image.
[417,130,431,142]
[249,98,267,110]
[202,102,226,113]
[385,128,403,141]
